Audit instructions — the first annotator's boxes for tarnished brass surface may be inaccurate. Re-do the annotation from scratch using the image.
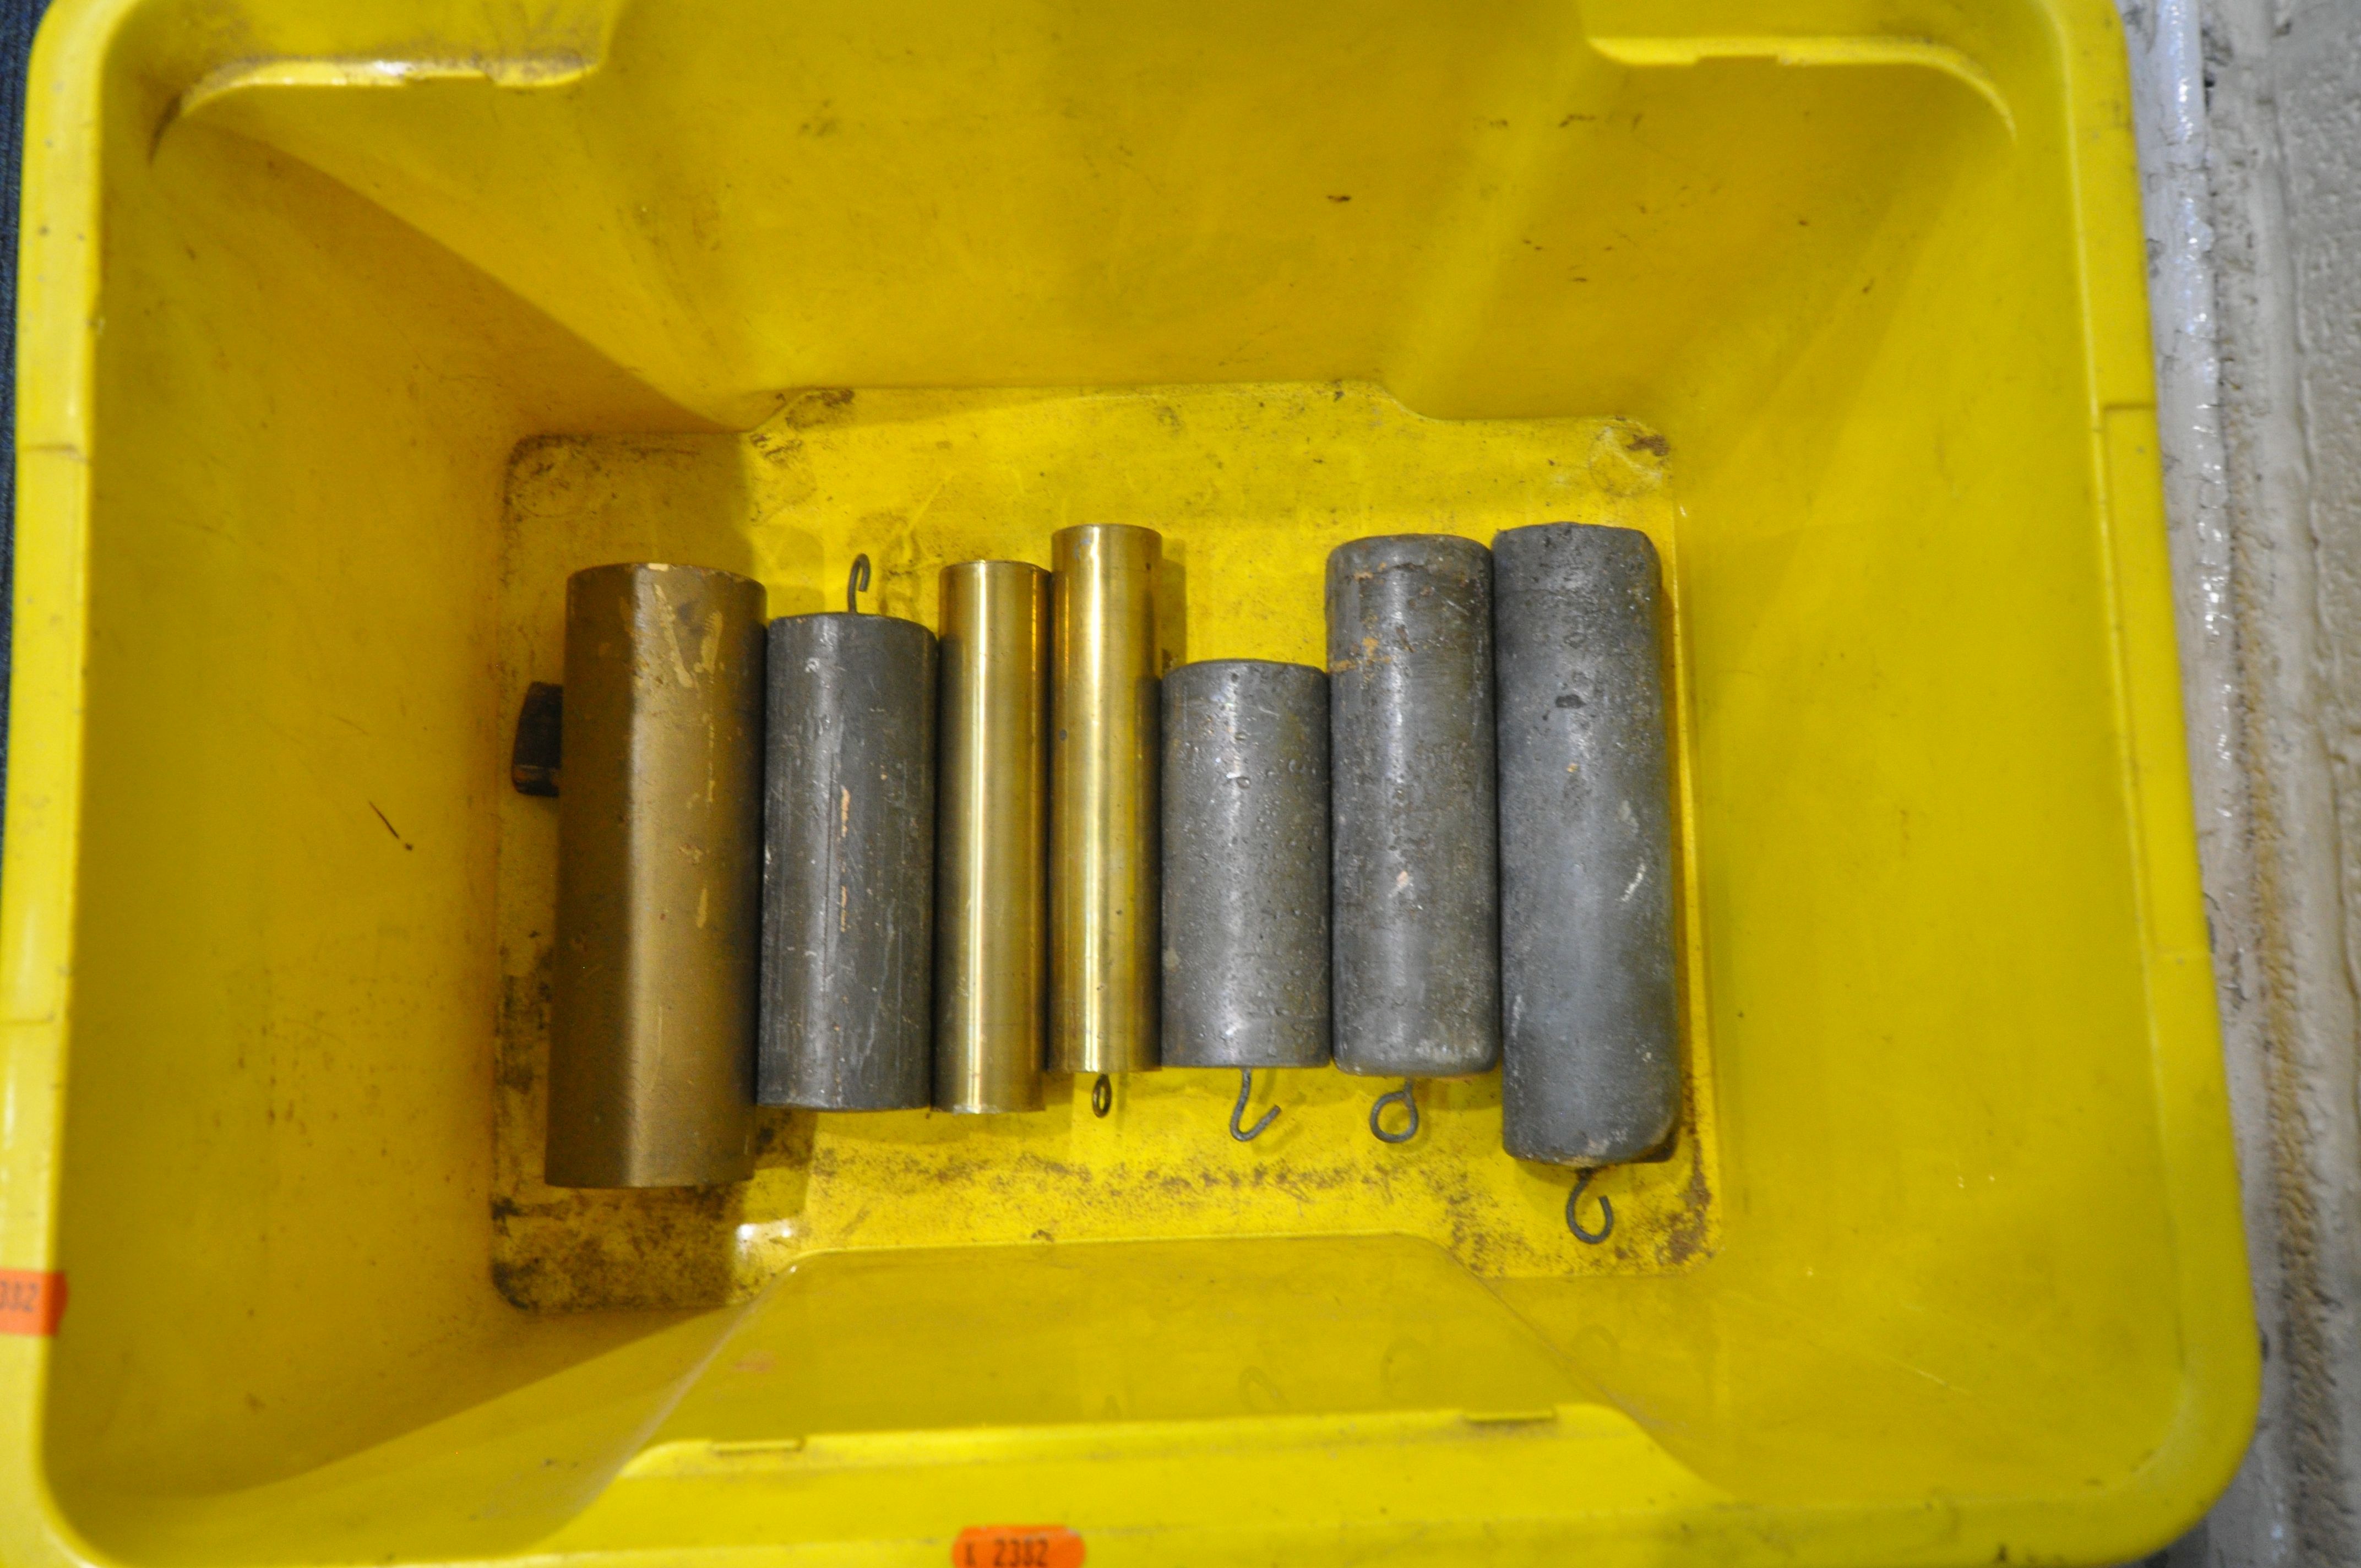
[933,562,1051,1113]
[548,563,765,1187]
[1048,525,1162,1075]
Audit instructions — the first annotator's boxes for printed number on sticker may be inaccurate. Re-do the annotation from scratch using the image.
[953,1525,1084,1568]
[0,1270,65,1335]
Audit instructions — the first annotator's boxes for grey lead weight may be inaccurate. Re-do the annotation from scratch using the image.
[1494,522,1679,1166]
[1161,660,1331,1070]
[1326,534,1500,1080]
[758,611,937,1111]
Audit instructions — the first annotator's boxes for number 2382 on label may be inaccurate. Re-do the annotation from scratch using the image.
[952,1526,1084,1568]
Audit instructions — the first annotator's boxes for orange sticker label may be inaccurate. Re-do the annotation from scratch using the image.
[953,1526,1084,1568]
[0,1271,64,1336]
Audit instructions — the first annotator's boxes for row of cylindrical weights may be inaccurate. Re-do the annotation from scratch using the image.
[540,521,1677,1216]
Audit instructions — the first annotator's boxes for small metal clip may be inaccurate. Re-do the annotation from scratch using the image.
[1369,1079,1418,1144]
[1565,1169,1614,1244]
[1230,1068,1280,1141]
[1091,1073,1113,1118]
[847,554,871,613]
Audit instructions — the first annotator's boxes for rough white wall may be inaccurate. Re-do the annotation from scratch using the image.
[2126,0,2361,1560]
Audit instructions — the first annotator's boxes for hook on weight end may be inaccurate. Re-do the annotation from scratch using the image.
[1369,1079,1418,1144]
[1230,1068,1280,1141]
[1566,1168,1614,1244]
[846,554,871,614]
[1090,1073,1112,1118]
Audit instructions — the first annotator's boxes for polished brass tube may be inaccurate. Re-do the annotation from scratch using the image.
[548,562,765,1188]
[933,562,1051,1113]
[1048,524,1162,1075]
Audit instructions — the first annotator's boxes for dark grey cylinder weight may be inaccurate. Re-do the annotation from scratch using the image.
[1161,661,1331,1069]
[1326,535,1500,1079]
[1494,523,1679,1166]
[759,613,938,1110]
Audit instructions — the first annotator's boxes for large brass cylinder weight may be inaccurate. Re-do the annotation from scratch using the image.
[933,562,1052,1113]
[547,563,765,1188]
[1048,524,1163,1076]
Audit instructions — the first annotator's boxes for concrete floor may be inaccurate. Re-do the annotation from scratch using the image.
[2125,0,2361,1560]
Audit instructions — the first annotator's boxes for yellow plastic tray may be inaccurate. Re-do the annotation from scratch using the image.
[0,0,2253,1564]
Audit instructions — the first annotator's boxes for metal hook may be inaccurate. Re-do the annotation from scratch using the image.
[1369,1079,1419,1144]
[846,553,871,614]
[1566,1169,1614,1244]
[1230,1068,1280,1142]
[1091,1073,1112,1118]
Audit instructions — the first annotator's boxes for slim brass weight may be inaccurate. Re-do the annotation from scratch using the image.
[933,562,1053,1114]
[1048,525,1163,1108]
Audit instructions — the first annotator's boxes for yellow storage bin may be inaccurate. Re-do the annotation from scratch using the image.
[0,0,2253,1563]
